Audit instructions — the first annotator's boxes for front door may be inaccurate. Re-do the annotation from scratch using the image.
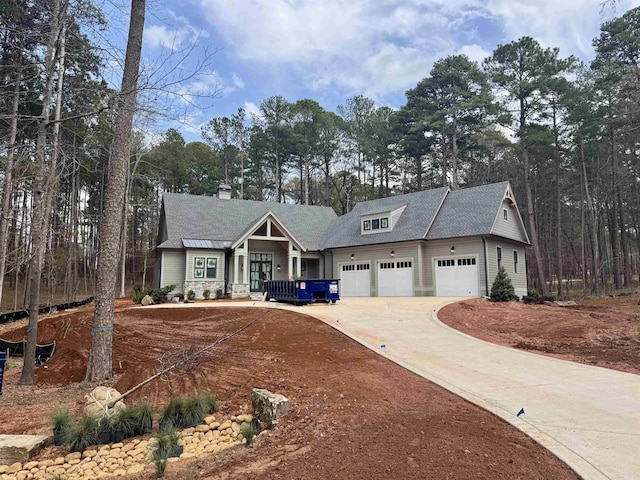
[250,253,273,292]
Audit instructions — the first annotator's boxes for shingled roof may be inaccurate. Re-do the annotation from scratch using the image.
[426,181,516,240]
[157,193,338,251]
[321,186,449,249]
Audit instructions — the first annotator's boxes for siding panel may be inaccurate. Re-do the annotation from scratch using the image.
[185,249,225,282]
[161,251,186,293]
[491,200,528,243]
[331,242,420,296]
[486,239,527,297]
[424,237,487,296]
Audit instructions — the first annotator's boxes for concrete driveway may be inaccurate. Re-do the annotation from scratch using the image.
[152,297,640,480]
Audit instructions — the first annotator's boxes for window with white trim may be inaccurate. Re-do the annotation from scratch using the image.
[194,257,217,279]
[361,215,390,234]
[503,209,508,220]
[514,251,518,273]
[497,247,502,269]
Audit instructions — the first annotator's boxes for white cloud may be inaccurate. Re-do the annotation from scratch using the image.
[243,101,261,119]
[457,44,491,64]
[196,0,483,98]
[485,0,636,59]
[192,0,640,104]
[178,70,231,104]
[143,10,208,51]
[231,73,245,90]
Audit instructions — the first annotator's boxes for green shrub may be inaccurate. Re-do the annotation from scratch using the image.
[67,415,99,453]
[215,288,224,299]
[527,288,540,298]
[522,295,545,305]
[490,267,518,302]
[203,289,210,300]
[150,285,177,303]
[186,290,196,301]
[132,285,146,304]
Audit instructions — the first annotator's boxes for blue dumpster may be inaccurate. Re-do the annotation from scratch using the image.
[0,352,6,396]
[264,279,340,305]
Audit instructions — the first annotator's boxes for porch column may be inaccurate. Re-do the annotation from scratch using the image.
[242,254,249,284]
[233,253,240,284]
[288,254,294,280]
[296,256,302,278]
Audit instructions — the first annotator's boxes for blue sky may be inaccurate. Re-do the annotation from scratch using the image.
[104,0,640,143]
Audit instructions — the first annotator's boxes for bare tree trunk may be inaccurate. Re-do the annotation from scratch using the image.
[304,159,310,205]
[609,125,622,288]
[451,115,459,190]
[520,114,548,296]
[19,0,63,385]
[0,64,22,312]
[552,102,562,297]
[86,0,146,382]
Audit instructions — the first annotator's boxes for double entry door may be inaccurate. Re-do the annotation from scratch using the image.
[250,253,273,292]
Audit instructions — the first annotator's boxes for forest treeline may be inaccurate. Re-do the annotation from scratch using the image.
[1,2,640,314]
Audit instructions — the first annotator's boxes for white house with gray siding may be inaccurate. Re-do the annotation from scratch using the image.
[155,181,529,299]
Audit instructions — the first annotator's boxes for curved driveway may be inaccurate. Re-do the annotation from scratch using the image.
[152,297,640,479]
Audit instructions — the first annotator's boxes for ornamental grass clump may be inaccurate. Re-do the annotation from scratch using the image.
[241,420,260,446]
[50,408,71,446]
[152,425,182,478]
[110,407,138,443]
[130,402,154,435]
[159,398,186,430]
[67,415,99,453]
[193,391,218,414]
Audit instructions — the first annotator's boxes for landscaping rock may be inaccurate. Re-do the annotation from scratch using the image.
[0,436,49,464]
[141,295,154,306]
[84,387,125,418]
[251,388,290,429]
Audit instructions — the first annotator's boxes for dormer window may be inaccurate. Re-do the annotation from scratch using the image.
[361,215,390,234]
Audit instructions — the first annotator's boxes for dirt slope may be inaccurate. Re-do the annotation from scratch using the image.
[0,306,577,480]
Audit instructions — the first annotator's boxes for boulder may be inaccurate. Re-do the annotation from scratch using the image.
[251,388,290,429]
[141,295,154,306]
[83,387,125,419]
[0,436,49,464]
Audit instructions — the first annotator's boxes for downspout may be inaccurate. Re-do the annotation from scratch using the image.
[482,236,489,297]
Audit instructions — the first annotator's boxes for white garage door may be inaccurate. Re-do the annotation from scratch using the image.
[340,263,371,296]
[435,257,479,296]
[378,260,413,296]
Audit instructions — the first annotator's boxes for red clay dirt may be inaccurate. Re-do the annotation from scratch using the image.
[0,305,577,480]
[439,294,640,374]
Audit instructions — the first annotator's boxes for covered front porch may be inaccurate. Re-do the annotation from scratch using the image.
[227,212,322,298]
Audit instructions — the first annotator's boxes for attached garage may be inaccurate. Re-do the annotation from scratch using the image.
[377,260,413,296]
[340,263,371,296]
[435,257,479,296]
